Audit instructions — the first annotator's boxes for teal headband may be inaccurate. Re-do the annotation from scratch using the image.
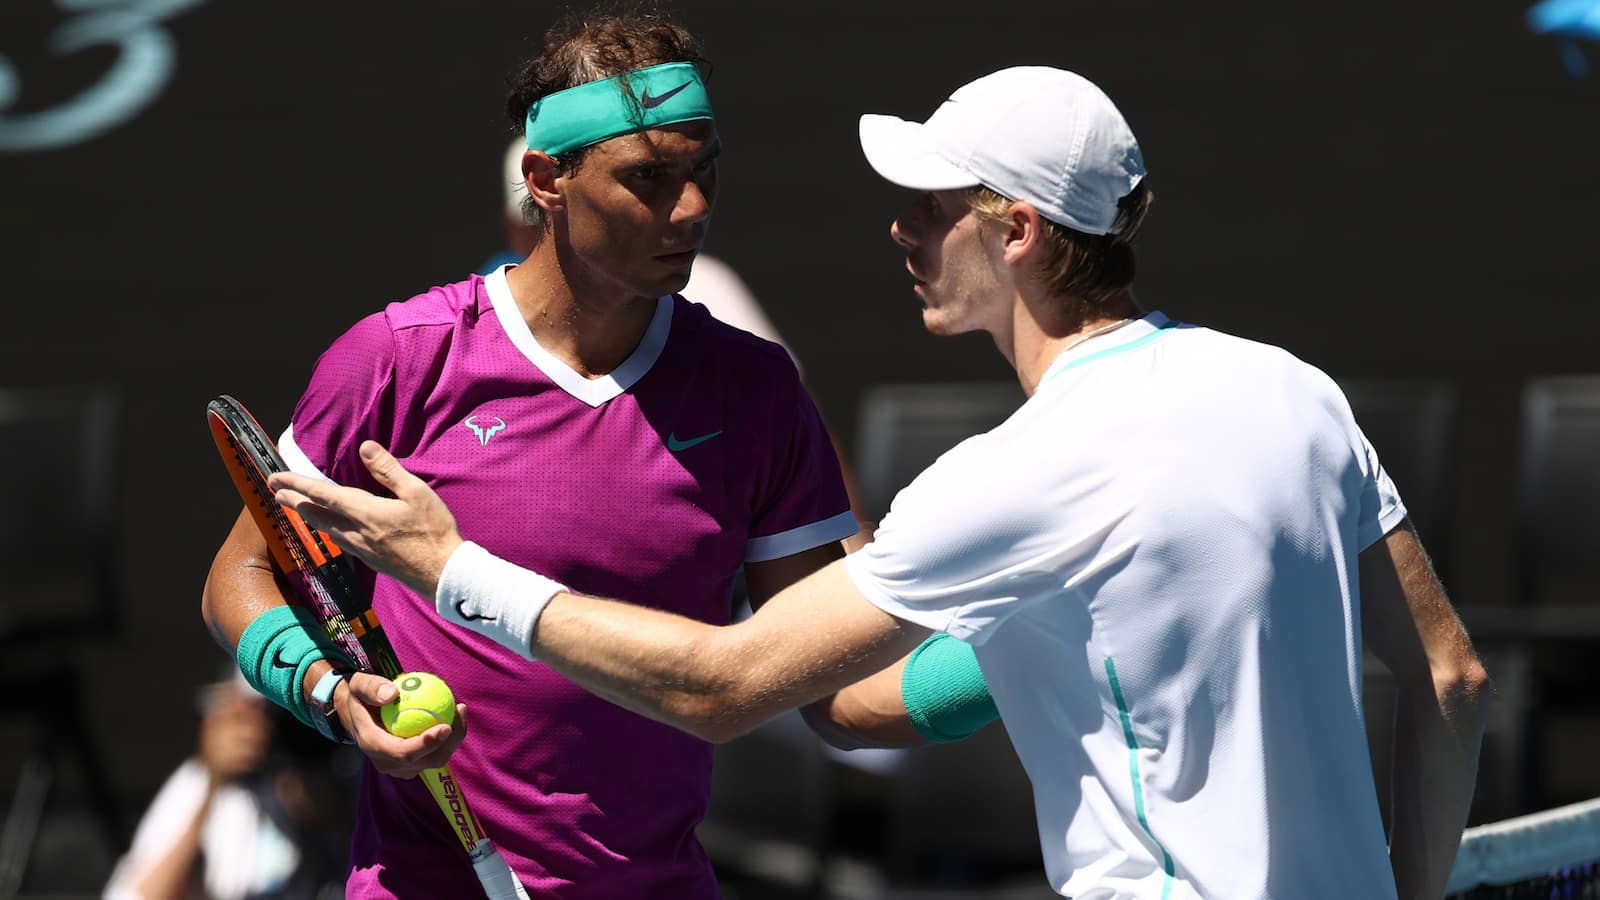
[525,61,714,156]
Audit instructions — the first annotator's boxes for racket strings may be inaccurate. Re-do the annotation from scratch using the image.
[225,433,374,670]
[223,413,401,678]
[258,465,401,677]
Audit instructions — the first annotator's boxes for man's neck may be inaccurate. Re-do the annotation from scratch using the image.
[505,245,661,378]
[1007,290,1141,396]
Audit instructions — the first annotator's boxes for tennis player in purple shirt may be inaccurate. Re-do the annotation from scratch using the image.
[203,13,869,898]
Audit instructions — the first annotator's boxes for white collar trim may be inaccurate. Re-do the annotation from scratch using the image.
[483,265,674,407]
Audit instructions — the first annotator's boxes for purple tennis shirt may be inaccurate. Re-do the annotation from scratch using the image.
[280,266,855,898]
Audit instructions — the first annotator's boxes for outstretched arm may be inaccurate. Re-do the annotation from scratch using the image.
[747,544,934,749]
[270,442,933,743]
[534,559,928,742]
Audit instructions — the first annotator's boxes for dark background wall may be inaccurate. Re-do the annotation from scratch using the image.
[2,0,1596,858]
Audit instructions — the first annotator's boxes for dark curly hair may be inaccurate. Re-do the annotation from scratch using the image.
[505,7,710,242]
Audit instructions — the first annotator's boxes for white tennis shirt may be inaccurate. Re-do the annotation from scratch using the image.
[844,312,1406,899]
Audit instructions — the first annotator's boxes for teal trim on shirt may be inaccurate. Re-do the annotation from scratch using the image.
[1043,320,1181,386]
[1104,657,1176,899]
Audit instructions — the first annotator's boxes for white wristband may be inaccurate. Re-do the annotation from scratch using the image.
[435,541,566,660]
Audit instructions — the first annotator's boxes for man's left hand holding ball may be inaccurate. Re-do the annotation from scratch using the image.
[333,671,468,780]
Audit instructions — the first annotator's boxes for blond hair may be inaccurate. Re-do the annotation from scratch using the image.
[967,182,1153,309]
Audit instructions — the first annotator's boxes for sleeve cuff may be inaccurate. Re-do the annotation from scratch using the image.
[1359,499,1410,551]
[278,425,333,481]
[745,510,859,562]
[840,553,983,642]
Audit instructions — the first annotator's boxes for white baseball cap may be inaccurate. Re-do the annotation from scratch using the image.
[859,67,1146,236]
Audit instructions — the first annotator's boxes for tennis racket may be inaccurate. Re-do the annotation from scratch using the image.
[206,394,529,900]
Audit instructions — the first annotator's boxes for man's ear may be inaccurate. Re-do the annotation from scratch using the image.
[524,150,565,214]
[1000,200,1045,267]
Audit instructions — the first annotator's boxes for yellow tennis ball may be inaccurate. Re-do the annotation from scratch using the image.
[381,672,457,738]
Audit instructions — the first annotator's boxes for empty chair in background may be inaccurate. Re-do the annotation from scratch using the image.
[1502,376,1600,813]
[1335,378,1460,579]
[0,385,124,896]
[855,382,1024,522]
[882,722,1044,892]
[1516,376,1600,610]
[0,385,122,646]
[700,712,832,899]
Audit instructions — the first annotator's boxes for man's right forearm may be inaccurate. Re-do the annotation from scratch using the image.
[1386,666,1489,899]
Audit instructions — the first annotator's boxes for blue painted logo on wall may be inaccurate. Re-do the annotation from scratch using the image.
[1529,0,1600,77]
[0,0,208,152]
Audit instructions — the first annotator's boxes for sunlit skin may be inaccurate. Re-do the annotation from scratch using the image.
[507,120,720,377]
[890,189,1138,393]
[890,189,1008,338]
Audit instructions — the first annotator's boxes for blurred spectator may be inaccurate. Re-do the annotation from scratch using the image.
[104,672,342,900]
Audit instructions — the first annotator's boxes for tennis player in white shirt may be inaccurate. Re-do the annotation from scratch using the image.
[270,66,1488,900]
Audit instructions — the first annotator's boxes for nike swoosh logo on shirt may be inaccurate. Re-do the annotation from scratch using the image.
[641,82,692,109]
[455,598,498,623]
[667,430,722,452]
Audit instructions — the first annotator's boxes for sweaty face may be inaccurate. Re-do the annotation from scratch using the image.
[890,189,1004,336]
[556,120,720,300]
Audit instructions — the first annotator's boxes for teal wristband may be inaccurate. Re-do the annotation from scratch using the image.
[901,632,999,743]
[236,606,353,730]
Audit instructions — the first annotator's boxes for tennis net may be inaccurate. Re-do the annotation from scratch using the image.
[1446,796,1600,898]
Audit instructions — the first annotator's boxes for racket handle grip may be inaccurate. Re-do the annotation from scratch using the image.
[470,839,531,900]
